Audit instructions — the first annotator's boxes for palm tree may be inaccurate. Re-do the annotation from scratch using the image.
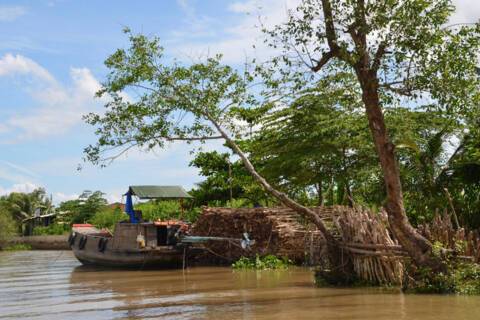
[0,188,52,222]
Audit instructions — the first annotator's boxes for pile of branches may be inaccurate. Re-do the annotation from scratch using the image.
[190,207,327,264]
[330,206,406,285]
[418,210,480,263]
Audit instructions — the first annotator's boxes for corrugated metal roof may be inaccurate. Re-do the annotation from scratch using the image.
[128,185,192,199]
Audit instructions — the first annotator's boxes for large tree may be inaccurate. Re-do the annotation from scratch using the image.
[263,0,480,268]
[58,190,108,224]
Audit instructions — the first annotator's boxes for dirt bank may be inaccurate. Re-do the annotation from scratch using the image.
[9,235,70,250]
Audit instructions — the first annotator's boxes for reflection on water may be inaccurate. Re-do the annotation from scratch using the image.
[0,251,479,319]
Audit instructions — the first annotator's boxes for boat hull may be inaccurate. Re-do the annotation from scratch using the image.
[70,233,184,268]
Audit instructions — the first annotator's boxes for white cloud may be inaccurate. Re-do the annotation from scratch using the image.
[451,0,480,24]
[172,0,300,64]
[171,0,479,65]
[0,53,55,83]
[172,0,217,40]
[0,54,108,143]
[52,192,78,204]
[0,182,39,196]
[228,1,260,13]
[0,6,27,22]
[104,192,123,204]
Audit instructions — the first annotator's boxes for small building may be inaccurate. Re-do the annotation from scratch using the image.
[22,213,56,236]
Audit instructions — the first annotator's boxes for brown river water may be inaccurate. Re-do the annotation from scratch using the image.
[0,251,479,320]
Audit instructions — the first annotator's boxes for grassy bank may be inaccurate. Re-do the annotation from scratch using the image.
[2,243,32,251]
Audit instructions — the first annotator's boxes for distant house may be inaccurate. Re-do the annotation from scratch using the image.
[22,213,56,236]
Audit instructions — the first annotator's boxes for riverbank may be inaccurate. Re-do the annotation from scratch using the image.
[7,235,69,250]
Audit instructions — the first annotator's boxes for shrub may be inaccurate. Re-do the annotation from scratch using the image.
[89,207,126,230]
[137,200,200,223]
[0,211,16,249]
[406,262,480,295]
[232,254,292,270]
[3,243,32,251]
[32,223,69,236]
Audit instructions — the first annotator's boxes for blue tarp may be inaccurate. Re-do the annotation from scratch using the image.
[124,191,137,223]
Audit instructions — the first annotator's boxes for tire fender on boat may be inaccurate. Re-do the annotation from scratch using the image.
[98,238,108,253]
[78,235,88,250]
[68,232,77,247]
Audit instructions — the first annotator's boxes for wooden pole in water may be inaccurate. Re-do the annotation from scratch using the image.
[180,198,184,220]
[228,161,233,206]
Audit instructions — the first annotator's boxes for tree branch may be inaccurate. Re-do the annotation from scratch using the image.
[165,135,223,141]
[320,0,355,66]
[372,42,387,71]
[380,83,413,96]
[311,51,334,72]
[321,0,339,51]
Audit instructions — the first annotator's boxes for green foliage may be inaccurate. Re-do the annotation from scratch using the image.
[453,263,480,295]
[137,200,200,223]
[3,244,32,251]
[246,78,375,207]
[58,190,108,224]
[82,1,480,239]
[0,188,53,222]
[32,224,69,236]
[0,211,16,249]
[190,151,271,207]
[259,0,480,229]
[408,263,480,294]
[264,0,480,116]
[84,29,256,167]
[89,207,126,230]
[232,255,292,270]
[410,267,457,294]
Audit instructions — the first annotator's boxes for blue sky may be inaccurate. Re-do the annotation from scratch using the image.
[0,0,293,203]
[0,0,477,203]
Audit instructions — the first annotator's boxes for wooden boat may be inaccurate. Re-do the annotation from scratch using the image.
[69,221,187,268]
[68,186,252,268]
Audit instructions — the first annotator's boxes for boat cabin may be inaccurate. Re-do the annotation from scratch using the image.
[123,185,192,247]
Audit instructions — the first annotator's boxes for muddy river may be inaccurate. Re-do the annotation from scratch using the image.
[0,251,479,319]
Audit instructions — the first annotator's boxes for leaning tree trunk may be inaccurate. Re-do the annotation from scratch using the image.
[207,114,351,274]
[358,72,444,270]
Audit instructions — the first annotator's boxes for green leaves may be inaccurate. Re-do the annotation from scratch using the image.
[232,254,292,270]
[189,151,269,206]
[262,0,480,119]
[85,31,254,166]
[58,190,108,224]
[0,188,52,222]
